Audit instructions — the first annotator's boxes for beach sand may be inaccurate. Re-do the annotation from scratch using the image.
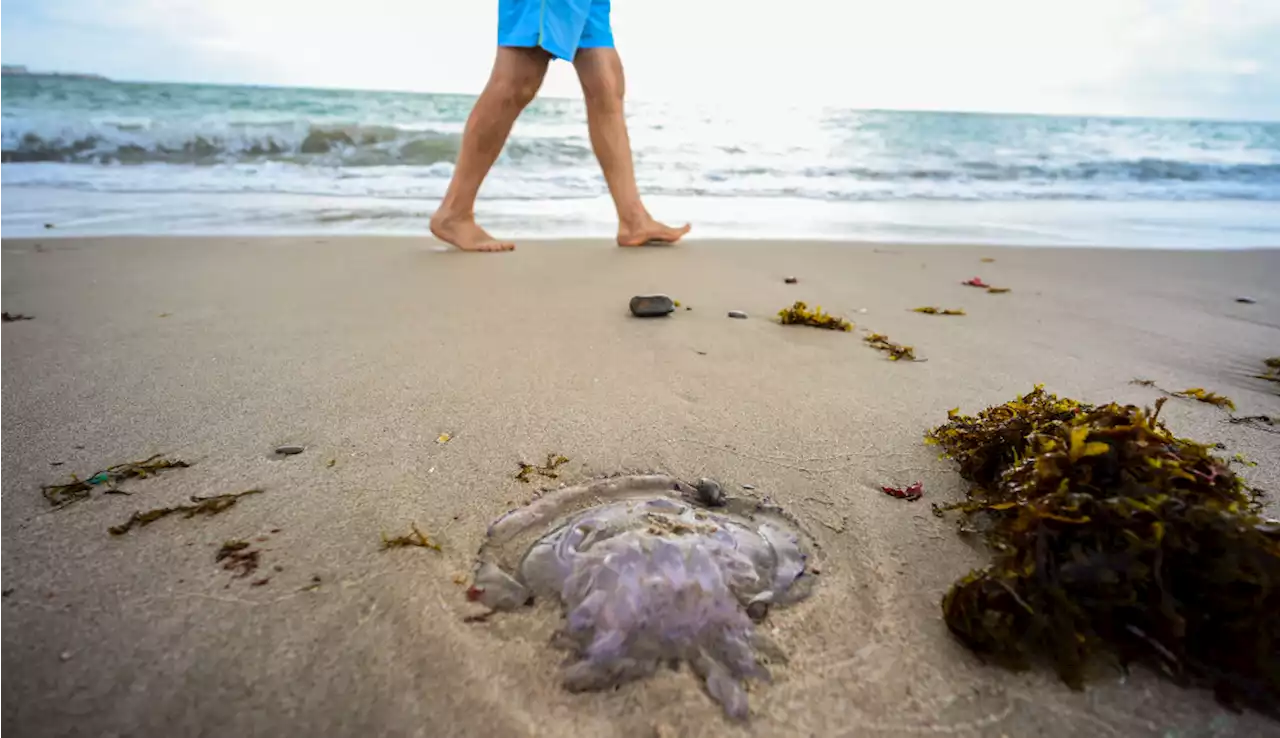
[3,236,1278,738]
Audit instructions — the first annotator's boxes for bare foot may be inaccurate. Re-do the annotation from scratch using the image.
[617,216,691,247]
[430,211,515,252]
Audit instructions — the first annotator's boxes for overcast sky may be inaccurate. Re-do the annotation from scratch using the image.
[3,0,1279,119]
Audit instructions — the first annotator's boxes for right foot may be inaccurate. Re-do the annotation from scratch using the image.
[430,211,514,252]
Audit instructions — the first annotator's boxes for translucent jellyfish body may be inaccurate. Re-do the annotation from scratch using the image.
[470,475,818,720]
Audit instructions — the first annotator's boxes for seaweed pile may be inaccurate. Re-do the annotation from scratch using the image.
[927,386,1279,714]
[43,455,191,507]
[912,307,966,316]
[864,333,917,361]
[777,301,853,331]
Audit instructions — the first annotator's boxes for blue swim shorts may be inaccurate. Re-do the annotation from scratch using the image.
[498,0,615,61]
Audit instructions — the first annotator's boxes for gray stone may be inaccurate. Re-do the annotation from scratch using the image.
[629,294,675,317]
[275,444,305,456]
[1236,296,1257,304]
[727,311,748,319]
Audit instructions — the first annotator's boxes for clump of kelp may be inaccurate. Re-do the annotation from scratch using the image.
[43,455,191,507]
[926,386,1279,715]
[109,489,263,535]
[777,301,853,331]
[912,306,966,316]
[864,333,917,361]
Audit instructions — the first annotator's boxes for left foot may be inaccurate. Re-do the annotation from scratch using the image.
[617,216,691,247]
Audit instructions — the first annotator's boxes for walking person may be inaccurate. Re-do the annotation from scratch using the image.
[430,0,691,251]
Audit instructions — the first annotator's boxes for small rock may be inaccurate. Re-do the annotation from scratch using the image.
[275,444,305,456]
[630,294,675,318]
[727,311,748,319]
[43,223,55,229]
[1236,296,1256,304]
[784,277,798,284]
[59,651,72,662]
[694,478,726,507]
[746,600,770,622]
[742,484,756,490]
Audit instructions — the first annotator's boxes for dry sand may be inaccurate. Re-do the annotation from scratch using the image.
[3,236,1279,738]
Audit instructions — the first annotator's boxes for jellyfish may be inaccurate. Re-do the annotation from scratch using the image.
[469,475,818,720]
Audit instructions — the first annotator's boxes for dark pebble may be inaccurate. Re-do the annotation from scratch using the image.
[275,445,305,455]
[1236,296,1256,304]
[784,277,798,284]
[694,477,726,507]
[727,311,748,319]
[629,294,675,317]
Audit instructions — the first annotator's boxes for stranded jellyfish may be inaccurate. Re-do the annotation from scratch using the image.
[468,474,819,720]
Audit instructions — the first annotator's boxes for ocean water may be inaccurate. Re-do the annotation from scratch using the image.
[3,77,1279,247]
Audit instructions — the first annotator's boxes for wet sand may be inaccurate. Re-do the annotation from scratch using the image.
[3,237,1279,738]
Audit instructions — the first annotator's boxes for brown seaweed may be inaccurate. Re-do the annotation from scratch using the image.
[1256,357,1280,386]
[381,522,442,551]
[777,301,853,331]
[516,453,570,483]
[42,454,191,508]
[926,386,1279,715]
[108,489,263,535]
[1173,388,1237,411]
[863,333,917,361]
[1131,379,1238,411]
[216,539,261,578]
[912,307,966,316]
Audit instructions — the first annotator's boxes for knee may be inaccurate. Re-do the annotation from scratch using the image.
[581,73,624,113]
[492,72,544,110]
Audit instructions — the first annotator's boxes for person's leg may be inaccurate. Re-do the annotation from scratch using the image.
[573,47,690,247]
[430,46,550,251]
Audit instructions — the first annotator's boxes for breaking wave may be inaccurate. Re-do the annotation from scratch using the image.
[1,122,594,166]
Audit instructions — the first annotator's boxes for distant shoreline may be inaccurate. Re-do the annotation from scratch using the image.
[2,65,110,82]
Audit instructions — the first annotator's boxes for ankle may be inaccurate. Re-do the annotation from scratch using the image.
[617,208,649,230]
[432,205,473,224]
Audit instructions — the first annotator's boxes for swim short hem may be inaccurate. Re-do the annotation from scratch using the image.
[497,35,574,61]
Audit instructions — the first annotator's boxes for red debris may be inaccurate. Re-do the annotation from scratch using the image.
[962,277,991,288]
[881,482,924,501]
[465,585,486,602]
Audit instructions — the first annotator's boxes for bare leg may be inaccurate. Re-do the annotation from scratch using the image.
[573,48,690,247]
[430,47,551,252]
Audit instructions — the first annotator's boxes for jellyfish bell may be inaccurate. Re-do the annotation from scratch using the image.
[469,474,819,720]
